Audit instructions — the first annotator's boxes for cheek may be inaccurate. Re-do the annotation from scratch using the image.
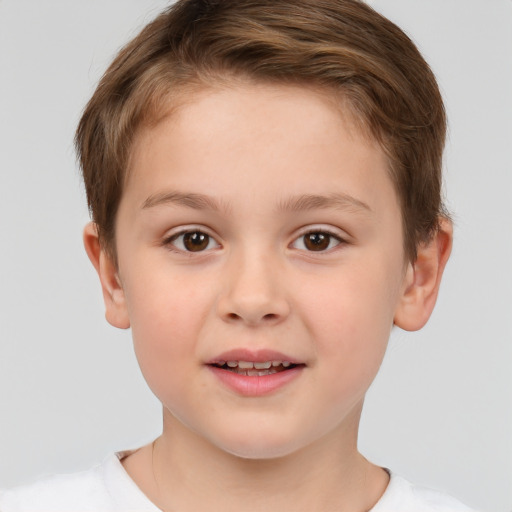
[303,264,398,339]
[126,261,211,334]
[297,258,402,384]
[122,269,214,395]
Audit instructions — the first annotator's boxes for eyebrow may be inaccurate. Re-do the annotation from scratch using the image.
[142,190,371,214]
[276,193,372,214]
[142,191,228,212]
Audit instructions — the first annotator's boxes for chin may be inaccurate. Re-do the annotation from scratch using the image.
[211,429,309,461]
[224,444,300,461]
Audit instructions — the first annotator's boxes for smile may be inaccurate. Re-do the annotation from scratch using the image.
[211,360,296,376]
[207,352,305,396]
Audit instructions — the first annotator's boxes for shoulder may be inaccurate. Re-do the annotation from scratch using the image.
[0,463,109,512]
[0,452,158,512]
[372,472,478,512]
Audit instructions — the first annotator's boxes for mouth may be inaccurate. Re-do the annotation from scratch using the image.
[209,360,302,376]
[206,350,306,395]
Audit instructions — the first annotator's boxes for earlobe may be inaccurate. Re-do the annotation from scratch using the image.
[393,218,453,331]
[83,222,130,329]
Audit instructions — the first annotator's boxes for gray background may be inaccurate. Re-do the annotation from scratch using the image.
[0,1,511,511]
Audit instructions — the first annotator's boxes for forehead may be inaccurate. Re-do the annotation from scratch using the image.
[124,82,397,217]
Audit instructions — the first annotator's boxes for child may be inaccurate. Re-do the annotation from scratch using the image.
[0,0,477,510]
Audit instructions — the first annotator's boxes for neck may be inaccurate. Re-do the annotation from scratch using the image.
[123,405,389,512]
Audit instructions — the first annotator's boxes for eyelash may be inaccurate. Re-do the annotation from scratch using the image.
[163,229,220,254]
[163,228,346,254]
[291,229,345,253]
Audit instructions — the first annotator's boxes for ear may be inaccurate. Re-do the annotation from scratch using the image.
[83,222,130,329]
[394,218,453,331]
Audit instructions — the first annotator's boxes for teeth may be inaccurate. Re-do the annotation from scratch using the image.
[232,368,280,376]
[254,361,272,369]
[221,360,295,371]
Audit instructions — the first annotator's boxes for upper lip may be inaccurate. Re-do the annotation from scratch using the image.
[206,348,303,366]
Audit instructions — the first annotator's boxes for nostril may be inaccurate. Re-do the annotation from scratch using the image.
[224,311,279,323]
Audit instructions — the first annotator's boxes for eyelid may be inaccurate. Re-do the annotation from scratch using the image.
[290,225,349,252]
[295,224,348,239]
[162,225,221,253]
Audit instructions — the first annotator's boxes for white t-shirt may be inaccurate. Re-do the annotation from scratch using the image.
[0,452,477,512]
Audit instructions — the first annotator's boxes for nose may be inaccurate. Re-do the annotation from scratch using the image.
[216,250,290,326]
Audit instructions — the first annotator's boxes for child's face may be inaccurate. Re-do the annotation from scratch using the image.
[110,83,410,458]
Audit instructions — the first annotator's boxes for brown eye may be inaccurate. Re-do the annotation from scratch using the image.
[183,232,210,251]
[291,231,342,252]
[303,232,330,251]
[168,230,219,253]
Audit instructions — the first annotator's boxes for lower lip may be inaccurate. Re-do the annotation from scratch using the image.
[207,365,304,396]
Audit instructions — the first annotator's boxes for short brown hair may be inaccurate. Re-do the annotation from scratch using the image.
[76,0,447,261]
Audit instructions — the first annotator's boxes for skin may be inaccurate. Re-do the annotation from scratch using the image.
[84,83,452,511]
